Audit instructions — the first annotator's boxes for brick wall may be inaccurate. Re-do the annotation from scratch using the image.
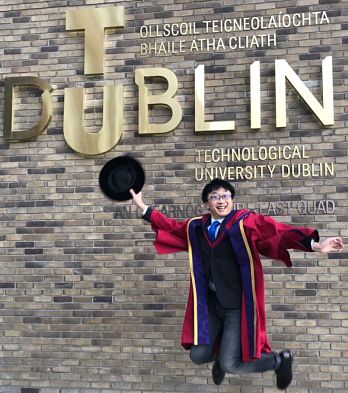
[0,0,347,392]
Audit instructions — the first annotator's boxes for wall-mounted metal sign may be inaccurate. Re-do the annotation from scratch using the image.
[1,6,336,157]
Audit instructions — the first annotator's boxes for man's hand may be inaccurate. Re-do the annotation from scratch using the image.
[129,189,148,212]
[312,237,344,253]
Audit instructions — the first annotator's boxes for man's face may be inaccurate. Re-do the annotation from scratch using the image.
[205,187,234,219]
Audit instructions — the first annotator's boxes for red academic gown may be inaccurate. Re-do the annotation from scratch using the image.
[147,208,319,362]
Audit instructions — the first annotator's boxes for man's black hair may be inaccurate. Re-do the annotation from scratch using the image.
[201,178,235,203]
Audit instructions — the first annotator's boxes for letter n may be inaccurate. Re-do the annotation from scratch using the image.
[275,56,334,127]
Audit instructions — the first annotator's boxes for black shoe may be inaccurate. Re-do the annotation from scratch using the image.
[212,360,225,385]
[276,350,294,390]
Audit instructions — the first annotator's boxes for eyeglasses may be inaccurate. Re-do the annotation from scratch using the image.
[208,193,232,201]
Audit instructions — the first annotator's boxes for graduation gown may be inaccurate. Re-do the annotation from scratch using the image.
[146,208,319,362]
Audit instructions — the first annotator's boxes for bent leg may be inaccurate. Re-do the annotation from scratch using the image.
[218,308,277,374]
[190,294,223,365]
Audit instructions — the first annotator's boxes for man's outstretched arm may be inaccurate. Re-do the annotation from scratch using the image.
[245,213,344,266]
[129,189,190,252]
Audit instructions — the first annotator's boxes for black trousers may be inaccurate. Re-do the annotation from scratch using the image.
[190,290,277,374]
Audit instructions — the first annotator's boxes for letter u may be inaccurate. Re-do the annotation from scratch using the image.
[64,85,123,155]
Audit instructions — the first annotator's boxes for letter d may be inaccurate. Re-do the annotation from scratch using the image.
[4,77,53,142]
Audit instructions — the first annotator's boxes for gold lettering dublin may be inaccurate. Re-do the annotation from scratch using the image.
[1,5,336,156]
